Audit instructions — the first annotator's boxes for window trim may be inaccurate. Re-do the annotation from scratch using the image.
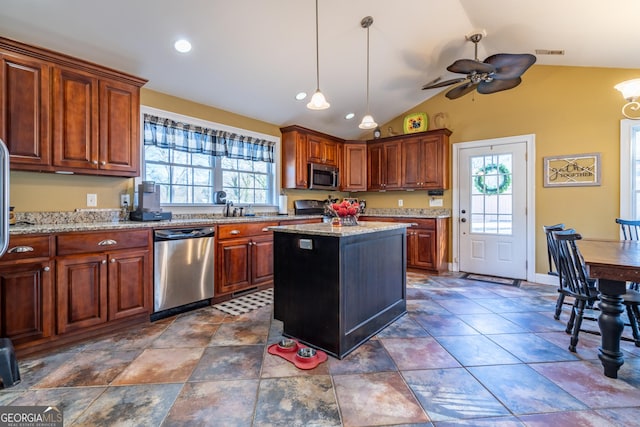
[139,106,280,212]
[620,119,636,220]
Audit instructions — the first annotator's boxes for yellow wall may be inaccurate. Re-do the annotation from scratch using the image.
[374,64,640,273]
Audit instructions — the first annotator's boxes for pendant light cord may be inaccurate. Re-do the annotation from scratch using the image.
[314,0,320,91]
[365,22,371,113]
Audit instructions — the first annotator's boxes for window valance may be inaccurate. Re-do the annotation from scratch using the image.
[143,113,275,163]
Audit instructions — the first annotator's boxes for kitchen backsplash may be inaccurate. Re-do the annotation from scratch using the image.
[14,207,450,225]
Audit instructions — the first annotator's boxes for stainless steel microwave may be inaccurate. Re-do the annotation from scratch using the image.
[308,162,339,190]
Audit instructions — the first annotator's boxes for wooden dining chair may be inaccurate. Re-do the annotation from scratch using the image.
[543,223,567,319]
[553,229,599,351]
[553,229,640,351]
[615,218,640,290]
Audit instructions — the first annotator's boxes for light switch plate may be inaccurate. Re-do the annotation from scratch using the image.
[429,198,443,207]
[87,193,97,207]
[120,194,130,208]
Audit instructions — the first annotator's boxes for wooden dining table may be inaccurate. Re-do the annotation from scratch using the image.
[578,238,640,378]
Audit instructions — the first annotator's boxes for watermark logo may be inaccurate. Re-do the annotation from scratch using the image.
[0,406,63,427]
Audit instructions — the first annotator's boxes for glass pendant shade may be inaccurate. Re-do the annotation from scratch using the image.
[307,0,329,111]
[359,114,377,129]
[307,89,330,110]
[615,78,640,101]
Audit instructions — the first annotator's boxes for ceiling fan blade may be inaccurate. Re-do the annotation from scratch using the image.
[447,59,495,75]
[445,81,478,99]
[484,54,537,80]
[422,77,467,90]
[477,77,522,94]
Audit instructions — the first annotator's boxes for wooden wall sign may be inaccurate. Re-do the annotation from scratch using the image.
[543,153,601,187]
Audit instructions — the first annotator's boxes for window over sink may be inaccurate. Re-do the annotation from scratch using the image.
[141,106,277,206]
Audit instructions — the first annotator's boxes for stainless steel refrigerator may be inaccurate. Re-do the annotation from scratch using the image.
[0,139,9,257]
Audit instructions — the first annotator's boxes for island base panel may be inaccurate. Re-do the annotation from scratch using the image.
[274,228,407,359]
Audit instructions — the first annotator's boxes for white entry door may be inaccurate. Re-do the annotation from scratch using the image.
[458,139,528,279]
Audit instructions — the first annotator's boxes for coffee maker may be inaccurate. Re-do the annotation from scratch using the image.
[130,181,172,221]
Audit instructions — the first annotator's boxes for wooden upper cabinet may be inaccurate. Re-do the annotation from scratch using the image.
[99,79,140,175]
[308,134,338,166]
[52,66,99,171]
[342,141,367,191]
[0,50,51,168]
[281,125,344,189]
[367,140,401,191]
[281,125,450,192]
[0,36,146,177]
[400,130,450,190]
[281,127,308,189]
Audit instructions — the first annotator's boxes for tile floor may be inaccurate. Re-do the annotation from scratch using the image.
[3,272,640,426]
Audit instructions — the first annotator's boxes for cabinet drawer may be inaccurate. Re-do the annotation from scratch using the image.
[57,229,150,255]
[217,222,278,239]
[1,235,53,261]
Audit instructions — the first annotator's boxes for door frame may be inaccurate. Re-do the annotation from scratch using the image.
[452,134,537,282]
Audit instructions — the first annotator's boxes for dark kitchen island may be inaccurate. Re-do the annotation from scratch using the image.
[270,221,410,359]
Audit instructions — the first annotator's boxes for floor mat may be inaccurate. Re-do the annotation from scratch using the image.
[212,288,273,315]
[461,273,521,287]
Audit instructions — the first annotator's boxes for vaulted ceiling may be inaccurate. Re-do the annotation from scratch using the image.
[2,0,639,139]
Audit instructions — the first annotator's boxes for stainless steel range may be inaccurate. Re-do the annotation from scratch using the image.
[293,199,327,216]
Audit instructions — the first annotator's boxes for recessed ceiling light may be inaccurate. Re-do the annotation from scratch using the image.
[345,113,355,120]
[295,92,307,101]
[174,39,192,53]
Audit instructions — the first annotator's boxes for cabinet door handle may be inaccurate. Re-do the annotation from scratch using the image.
[100,161,106,166]
[262,227,270,232]
[92,160,98,165]
[101,259,107,264]
[8,245,34,253]
[43,266,50,272]
[110,258,116,263]
[230,230,241,235]
[98,239,118,246]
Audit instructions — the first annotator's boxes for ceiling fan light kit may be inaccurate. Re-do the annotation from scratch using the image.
[615,78,640,119]
[307,0,329,110]
[422,31,536,100]
[358,15,377,130]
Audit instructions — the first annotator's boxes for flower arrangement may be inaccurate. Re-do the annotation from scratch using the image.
[329,200,360,226]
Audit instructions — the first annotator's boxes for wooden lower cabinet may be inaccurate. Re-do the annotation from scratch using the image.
[216,222,277,296]
[56,254,108,333]
[108,249,150,321]
[56,229,152,335]
[0,260,54,346]
[0,229,151,355]
[360,216,448,272]
[0,235,55,347]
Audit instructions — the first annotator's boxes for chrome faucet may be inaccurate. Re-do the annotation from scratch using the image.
[225,201,234,217]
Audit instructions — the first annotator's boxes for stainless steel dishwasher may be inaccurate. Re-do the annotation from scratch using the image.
[153,226,215,320]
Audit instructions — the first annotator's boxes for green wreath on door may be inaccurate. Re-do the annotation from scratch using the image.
[474,163,511,195]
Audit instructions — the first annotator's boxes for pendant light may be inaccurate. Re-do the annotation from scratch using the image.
[359,16,377,129]
[307,0,329,110]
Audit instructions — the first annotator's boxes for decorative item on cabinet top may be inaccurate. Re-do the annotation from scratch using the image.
[403,112,428,134]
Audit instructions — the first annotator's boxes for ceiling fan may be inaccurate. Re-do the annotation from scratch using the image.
[422,32,536,99]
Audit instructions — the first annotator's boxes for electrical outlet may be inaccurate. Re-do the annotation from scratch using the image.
[429,197,443,207]
[87,193,97,207]
[120,194,130,208]
[398,199,403,207]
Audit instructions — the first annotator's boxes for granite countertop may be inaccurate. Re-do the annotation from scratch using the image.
[269,221,412,237]
[8,207,450,236]
[361,208,450,219]
[9,214,322,235]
